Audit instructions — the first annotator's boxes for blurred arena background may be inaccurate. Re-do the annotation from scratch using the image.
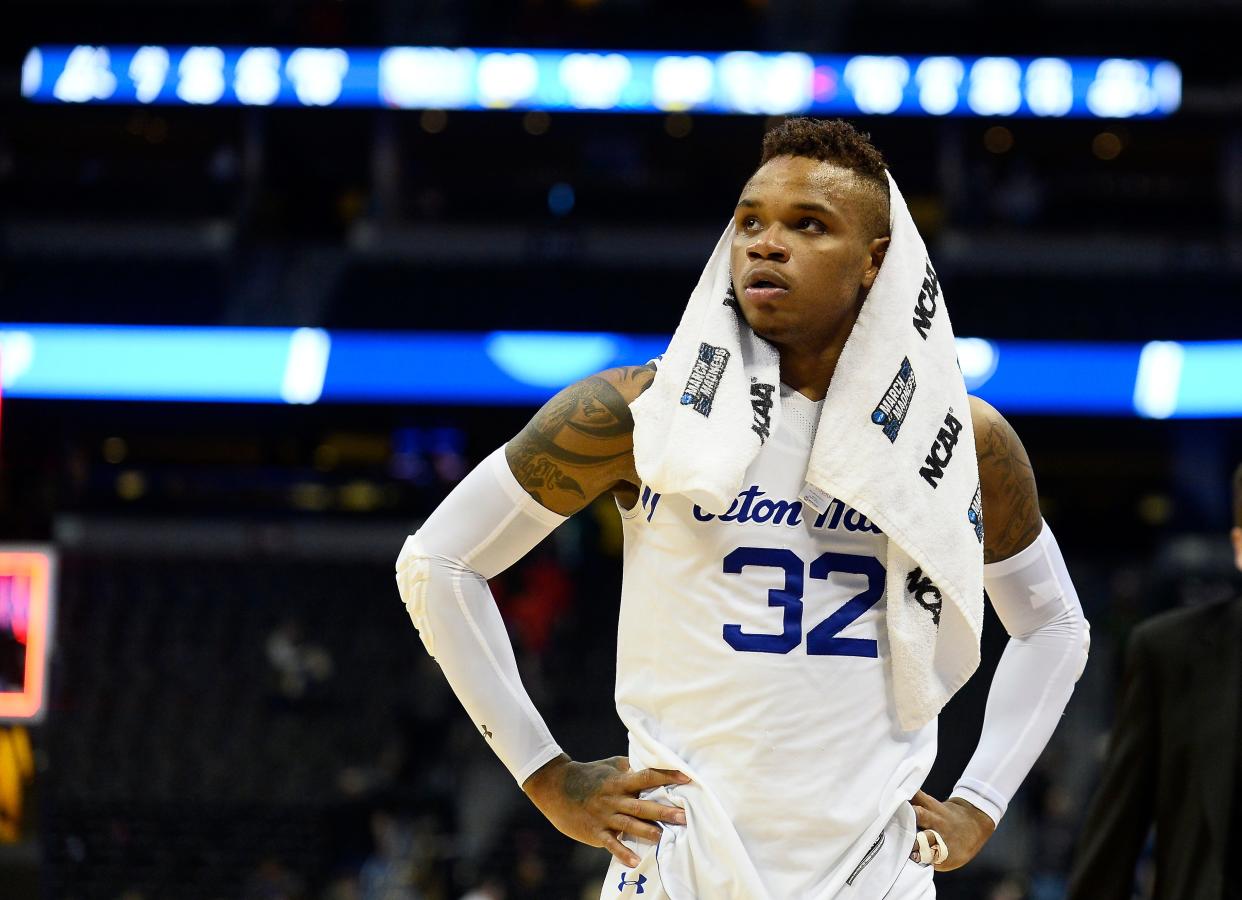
[2,1,1242,898]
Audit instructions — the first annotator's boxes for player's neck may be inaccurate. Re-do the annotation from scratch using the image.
[776,311,858,402]
[778,343,845,402]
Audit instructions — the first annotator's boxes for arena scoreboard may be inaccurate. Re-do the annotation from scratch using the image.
[21,45,1181,119]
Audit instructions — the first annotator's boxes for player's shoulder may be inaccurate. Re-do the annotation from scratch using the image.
[967,395,1005,438]
[967,395,1032,471]
[590,361,659,407]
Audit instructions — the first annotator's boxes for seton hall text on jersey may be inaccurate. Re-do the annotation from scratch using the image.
[691,484,883,534]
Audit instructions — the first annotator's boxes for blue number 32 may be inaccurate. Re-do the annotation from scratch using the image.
[721,547,885,658]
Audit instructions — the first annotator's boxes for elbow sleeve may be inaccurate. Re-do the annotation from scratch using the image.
[395,445,568,784]
[951,523,1090,824]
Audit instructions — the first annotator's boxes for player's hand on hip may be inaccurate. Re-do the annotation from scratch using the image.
[908,790,995,872]
[522,754,690,867]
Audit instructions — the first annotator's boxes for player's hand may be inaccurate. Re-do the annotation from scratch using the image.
[908,790,995,872]
[522,754,690,866]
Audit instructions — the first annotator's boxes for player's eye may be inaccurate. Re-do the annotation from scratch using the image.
[740,215,760,230]
[798,217,826,232]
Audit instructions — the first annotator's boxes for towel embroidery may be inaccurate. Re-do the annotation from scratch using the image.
[912,258,942,340]
[905,567,944,626]
[871,357,917,443]
[968,483,985,542]
[918,409,965,488]
[680,343,731,417]
[750,380,775,443]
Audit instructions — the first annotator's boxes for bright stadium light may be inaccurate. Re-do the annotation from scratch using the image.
[915,57,965,116]
[1087,59,1158,118]
[560,53,633,109]
[719,52,815,114]
[477,52,540,108]
[128,46,171,104]
[53,45,116,103]
[379,46,476,109]
[286,47,349,106]
[843,56,909,115]
[956,338,1000,391]
[176,46,226,105]
[20,48,42,98]
[234,47,282,106]
[652,55,715,111]
[967,57,1023,116]
[1134,341,1185,419]
[1153,61,1182,114]
[1025,57,1074,117]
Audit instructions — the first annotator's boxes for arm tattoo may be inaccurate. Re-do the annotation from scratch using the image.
[506,366,652,512]
[976,415,1042,564]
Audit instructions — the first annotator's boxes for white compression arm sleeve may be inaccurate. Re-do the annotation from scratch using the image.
[395,445,569,785]
[949,521,1091,825]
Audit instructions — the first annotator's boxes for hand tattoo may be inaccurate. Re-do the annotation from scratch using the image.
[562,762,613,805]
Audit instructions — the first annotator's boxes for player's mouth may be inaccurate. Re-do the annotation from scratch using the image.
[744,269,790,302]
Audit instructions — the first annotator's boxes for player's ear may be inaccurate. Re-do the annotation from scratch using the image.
[861,236,890,291]
[1231,526,1242,573]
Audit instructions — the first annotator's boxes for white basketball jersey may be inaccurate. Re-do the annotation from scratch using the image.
[615,384,937,898]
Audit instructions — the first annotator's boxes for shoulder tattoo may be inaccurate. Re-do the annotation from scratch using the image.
[506,367,651,510]
[975,412,1042,564]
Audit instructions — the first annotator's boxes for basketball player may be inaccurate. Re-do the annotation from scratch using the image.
[396,119,1090,898]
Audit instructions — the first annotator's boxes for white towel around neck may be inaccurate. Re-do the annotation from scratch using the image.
[629,172,984,730]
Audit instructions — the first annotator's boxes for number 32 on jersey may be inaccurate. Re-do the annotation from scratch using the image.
[722,547,884,658]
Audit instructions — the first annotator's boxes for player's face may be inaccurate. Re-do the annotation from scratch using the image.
[730,155,888,351]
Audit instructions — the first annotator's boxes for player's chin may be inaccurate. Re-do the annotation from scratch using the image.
[741,308,793,344]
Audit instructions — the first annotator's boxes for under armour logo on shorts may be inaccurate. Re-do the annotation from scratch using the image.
[617,872,647,894]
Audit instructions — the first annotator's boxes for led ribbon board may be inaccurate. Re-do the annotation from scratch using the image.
[22,45,1181,118]
[0,549,56,723]
[2,325,1240,417]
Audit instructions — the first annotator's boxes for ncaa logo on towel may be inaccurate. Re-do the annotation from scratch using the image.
[911,258,942,341]
[618,872,647,894]
[750,379,775,443]
[871,357,917,443]
[968,482,985,543]
[905,567,943,626]
[681,342,731,417]
[918,409,964,488]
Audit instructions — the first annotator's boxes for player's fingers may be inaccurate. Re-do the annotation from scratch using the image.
[912,803,928,826]
[618,797,687,826]
[911,789,943,811]
[911,800,945,829]
[909,829,949,866]
[610,813,663,844]
[601,830,640,868]
[626,767,691,791]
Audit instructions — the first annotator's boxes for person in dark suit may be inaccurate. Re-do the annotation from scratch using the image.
[1067,462,1242,900]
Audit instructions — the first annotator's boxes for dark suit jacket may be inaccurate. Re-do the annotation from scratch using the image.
[1067,598,1242,900]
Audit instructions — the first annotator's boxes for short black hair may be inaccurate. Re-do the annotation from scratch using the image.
[1233,462,1242,528]
[758,117,891,239]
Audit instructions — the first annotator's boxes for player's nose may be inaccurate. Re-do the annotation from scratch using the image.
[747,232,789,262]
